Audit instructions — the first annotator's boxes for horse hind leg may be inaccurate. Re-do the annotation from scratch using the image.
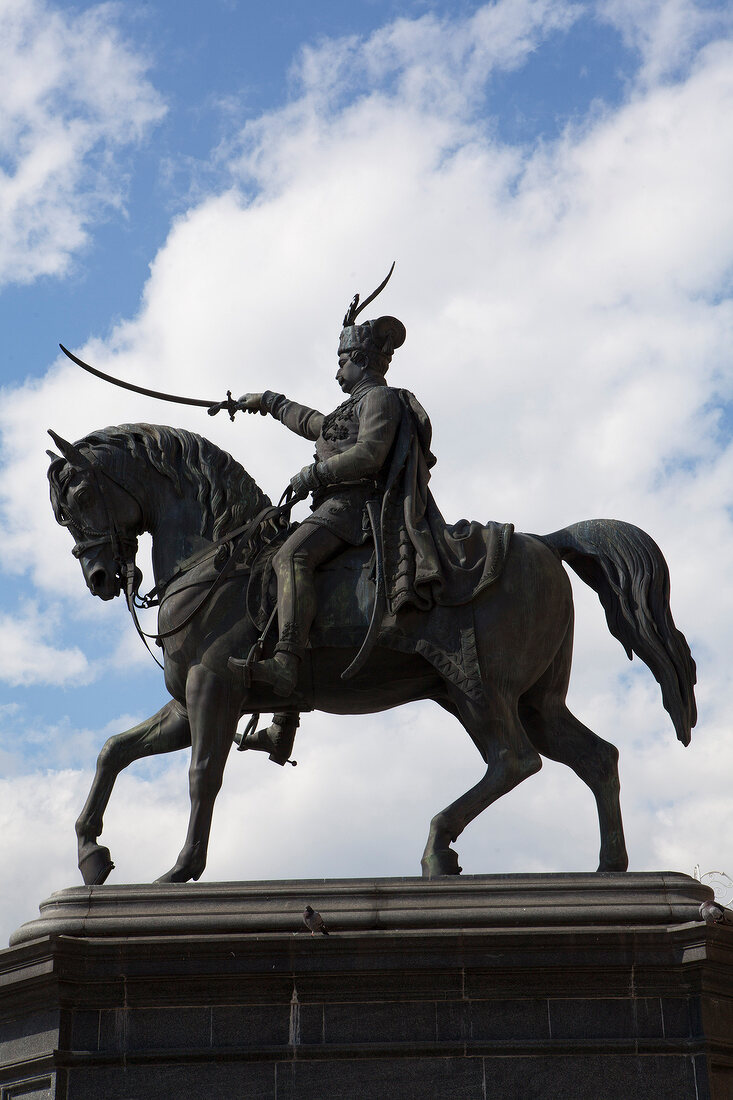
[520,649,628,872]
[422,694,542,878]
[76,700,191,885]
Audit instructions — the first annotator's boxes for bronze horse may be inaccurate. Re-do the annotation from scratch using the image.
[47,423,696,885]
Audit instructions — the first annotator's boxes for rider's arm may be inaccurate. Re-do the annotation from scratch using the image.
[261,391,324,441]
[316,387,400,484]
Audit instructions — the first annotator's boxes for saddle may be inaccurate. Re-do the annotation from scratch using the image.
[246,532,488,701]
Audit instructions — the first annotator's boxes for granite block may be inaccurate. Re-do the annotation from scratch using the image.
[0,1011,59,1065]
[469,997,549,1042]
[98,1006,211,1053]
[212,1003,290,1048]
[321,999,436,1045]
[65,1061,277,1100]
[481,1053,708,1100]
[660,997,694,1039]
[297,1001,324,1046]
[69,1010,100,1052]
[630,995,664,1038]
[434,998,468,1042]
[550,997,638,1040]
[0,1074,54,1099]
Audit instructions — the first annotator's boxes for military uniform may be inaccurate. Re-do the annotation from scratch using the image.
[227,283,409,697]
[262,378,401,545]
[258,377,400,663]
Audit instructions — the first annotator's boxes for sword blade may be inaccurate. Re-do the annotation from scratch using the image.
[59,344,219,408]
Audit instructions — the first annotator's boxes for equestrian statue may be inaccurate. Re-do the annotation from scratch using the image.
[48,267,696,886]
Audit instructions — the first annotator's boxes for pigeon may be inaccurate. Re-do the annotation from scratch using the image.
[303,904,329,935]
[699,901,727,925]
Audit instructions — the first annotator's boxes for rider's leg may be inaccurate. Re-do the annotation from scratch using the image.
[246,522,346,695]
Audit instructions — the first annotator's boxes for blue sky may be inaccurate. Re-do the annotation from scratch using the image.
[1,0,732,942]
[0,1,634,371]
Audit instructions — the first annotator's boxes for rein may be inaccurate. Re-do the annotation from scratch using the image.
[125,502,287,652]
[66,448,293,669]
[62,442,295,670]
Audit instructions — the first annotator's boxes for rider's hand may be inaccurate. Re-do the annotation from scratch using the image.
[289,464,322,502]
[236,393,265,414]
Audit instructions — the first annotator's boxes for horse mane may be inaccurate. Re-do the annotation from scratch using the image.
[49,423,271,539]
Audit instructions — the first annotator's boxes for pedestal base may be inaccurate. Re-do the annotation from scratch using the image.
[1,874,731,1099]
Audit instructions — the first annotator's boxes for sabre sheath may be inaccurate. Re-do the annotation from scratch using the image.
[341,496,386,681]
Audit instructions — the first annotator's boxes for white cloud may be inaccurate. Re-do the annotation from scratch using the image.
[600,0,733,85]
[227,0,581,196]
[292,0,580,117]
[0,0,165,287]
[1,1,732,918]
[0,769,87,941]
[0,600,93,686]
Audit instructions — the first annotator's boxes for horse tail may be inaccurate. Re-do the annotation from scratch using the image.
[538,519,696,746]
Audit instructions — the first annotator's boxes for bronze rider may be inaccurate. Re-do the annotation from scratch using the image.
[225,274,406,697]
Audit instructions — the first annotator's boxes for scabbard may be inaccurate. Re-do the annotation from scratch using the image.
[341,496,386,681]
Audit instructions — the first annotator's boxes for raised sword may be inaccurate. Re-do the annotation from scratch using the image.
[58,344,240,420]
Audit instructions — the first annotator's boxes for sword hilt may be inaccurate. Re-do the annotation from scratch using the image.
[207,390,240,419]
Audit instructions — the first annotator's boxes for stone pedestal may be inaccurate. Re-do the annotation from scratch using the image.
[1,873,731,1099]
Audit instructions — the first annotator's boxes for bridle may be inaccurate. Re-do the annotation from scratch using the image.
[55,443,142,574]
[53,435,292,671]
[54,442,159,658]
[65,471,142,568]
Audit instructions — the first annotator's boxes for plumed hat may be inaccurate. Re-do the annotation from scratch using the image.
[339,264,406,372]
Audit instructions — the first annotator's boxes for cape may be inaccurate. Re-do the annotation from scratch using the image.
[381,390,513,615]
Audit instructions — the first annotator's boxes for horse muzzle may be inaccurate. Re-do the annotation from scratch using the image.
[78,549,123,601]
[88,566,122,601]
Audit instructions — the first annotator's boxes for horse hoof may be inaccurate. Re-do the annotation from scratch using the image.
[421,848,463,878]
[154,868,185,884]
[154,864,202,884]
[79,845,114,886]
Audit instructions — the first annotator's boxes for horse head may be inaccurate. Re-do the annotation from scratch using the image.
[48,423,271,602]
[47,429,144,601]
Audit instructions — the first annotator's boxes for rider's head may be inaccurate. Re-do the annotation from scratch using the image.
[338,315,406,380]
[337,265,405,388]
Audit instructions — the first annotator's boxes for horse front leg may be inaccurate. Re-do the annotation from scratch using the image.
[76,700,191,885]
[156,664,239,884]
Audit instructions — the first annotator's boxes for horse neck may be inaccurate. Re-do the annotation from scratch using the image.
[141,472,216,588]
[103,429,267,588]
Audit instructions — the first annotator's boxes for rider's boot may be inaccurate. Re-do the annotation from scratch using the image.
[237,711,300,764]
[247,650,300,697]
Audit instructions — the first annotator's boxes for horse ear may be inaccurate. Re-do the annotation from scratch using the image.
[47,429,89,469]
